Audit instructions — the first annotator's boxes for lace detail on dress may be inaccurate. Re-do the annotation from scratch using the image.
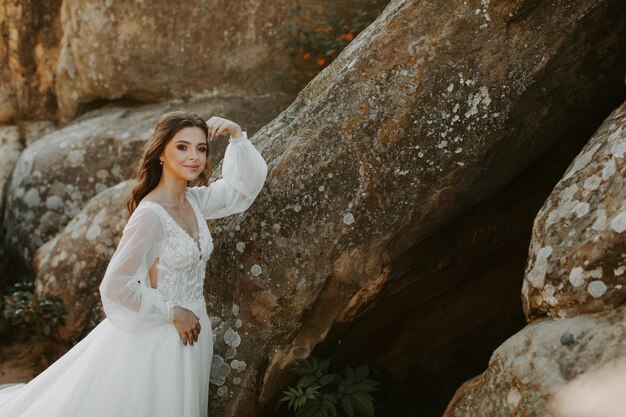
[139,194,213,309]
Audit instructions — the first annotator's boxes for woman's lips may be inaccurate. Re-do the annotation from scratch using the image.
[184,165,200,171]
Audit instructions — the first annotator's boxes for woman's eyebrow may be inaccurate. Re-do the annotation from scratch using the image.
[175,140,207,145]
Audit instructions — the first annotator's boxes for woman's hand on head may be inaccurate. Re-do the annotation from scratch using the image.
[172,306,201,346]
[206,116,242,141]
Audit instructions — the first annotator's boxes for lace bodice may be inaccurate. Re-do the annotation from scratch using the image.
[99,131,268,333]
[140,194,214,311]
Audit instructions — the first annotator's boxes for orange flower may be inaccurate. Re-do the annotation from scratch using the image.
[303,53,311,60]
[316,57,326,66]
[343,33,354,41]
[24,316,30,322]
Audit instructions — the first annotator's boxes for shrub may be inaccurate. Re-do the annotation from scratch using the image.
[1,281,69,340]
[280,355,380,417]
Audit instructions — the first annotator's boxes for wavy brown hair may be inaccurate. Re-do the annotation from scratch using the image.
[125,110,210,219]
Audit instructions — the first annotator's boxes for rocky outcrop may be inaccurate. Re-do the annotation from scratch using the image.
[442,305,626,417]
[0,126,22,283]
[54,0,385,121]
[1,0,385,122]
[443,100,626,415]
[0,0,63,122]
[2,93,293,282]
[0,126,22,223]
[195,0,626,415]
[33,180,133,343]
[523,101,626,321]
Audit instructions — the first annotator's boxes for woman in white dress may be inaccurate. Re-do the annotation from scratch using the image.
[0,110,268,417]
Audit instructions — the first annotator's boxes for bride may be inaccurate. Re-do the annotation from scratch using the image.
[0,110,268,416]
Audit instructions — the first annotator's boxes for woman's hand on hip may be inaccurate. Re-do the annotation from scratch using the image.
[173,306,201,346]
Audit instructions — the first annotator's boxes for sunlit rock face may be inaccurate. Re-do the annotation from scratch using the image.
[523,101,626,321]
[3,93,292,282]
[0,0,62,123]
[1,0,386,123]
[442,305,626,417]
[196,0,626,416]
[53,0,385,121]
[33,180,133,343]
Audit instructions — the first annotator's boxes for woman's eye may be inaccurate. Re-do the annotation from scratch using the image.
[199,148,207,152]
[177,145,187,150]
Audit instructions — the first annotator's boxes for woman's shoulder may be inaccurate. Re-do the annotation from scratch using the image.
[127,201,165,227]
[185,185,209,203]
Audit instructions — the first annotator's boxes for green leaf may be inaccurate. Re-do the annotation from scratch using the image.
[297,374,318,388]
[351,392,375,417]
[318,373,336,385]
[340,395,355,417]
[355,364,369,380]
[321,397,338,417]
[318,359,331,373]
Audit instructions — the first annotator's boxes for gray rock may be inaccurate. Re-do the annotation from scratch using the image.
[522,101,626,321]
[443,306,626,417]
[32,180,134,343]
[198,0,626,415]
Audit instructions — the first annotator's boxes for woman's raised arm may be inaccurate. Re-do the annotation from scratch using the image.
[98,205,175,332]
[187,131,268,219]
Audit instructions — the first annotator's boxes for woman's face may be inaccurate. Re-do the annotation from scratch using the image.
[159,126,208,181]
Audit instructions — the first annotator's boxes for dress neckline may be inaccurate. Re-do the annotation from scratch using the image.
[139,190,203,252]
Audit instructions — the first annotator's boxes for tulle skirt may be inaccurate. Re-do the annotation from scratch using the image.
[0,303,213,417]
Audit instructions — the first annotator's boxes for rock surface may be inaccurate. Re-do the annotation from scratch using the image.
[32,180,133,343]
[54,0,384,121]
[195,0,626,415]
[443,306,626,417]
[522,101,626,321]
[0,0,62,122]
[0,126,23,283]
[3,93,293,282]
[0,126,22,224]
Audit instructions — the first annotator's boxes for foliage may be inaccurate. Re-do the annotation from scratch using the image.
[273,1,388,87]
[1,281,69,339]
[279,355,381,417]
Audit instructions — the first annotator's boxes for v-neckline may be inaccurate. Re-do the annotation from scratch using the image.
[140,192,202,252]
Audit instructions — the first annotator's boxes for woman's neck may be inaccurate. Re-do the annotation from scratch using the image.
[154,175,188,206]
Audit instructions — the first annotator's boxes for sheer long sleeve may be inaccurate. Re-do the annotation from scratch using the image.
[187,131,268,219]
[99,205,175,333]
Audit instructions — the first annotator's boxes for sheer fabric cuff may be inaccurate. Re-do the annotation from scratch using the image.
[165,300,175,323]
[229,130,247,144]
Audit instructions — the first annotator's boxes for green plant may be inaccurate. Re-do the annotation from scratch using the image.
[272,1,387,87]
[280,355,380,417]
[1,281,69,339]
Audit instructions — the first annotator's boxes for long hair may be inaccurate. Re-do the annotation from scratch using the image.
[125,110,210,219]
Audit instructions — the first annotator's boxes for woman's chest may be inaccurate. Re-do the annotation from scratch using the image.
[157,221,214,270]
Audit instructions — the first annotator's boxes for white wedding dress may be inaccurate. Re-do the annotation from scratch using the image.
[0,131,268,417]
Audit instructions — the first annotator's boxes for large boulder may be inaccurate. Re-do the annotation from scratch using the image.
[0,126,22,224]
[196,0,626,415]
[53,0,386,121]
[0,126,23,284]
[0,0,63,122]
[32,180,133,343]
[442,305,626,417]
[3,93,293,282]
[522,101,626,321]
